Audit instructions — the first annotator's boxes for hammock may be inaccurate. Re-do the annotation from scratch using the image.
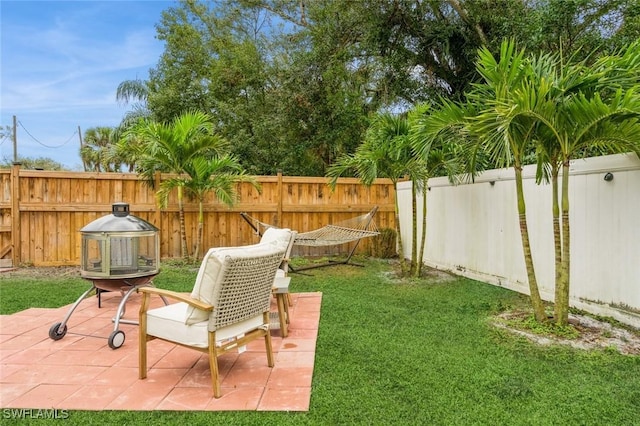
[293,224,380,246]
[240,207,380,270]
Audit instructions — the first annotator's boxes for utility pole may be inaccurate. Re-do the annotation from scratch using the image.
[78,125,87,171]
[12,115,17,163]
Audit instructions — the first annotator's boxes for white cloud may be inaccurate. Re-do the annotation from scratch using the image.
[1,1,173,168]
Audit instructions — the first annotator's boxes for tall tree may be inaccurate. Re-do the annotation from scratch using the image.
[413,40,548,322]
[116,78,153,126]
[146,0,375,176]
[470,40,552,322]
[118,0,636,175]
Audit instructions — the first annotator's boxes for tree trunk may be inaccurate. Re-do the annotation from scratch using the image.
[514,166,547,322]
[415,181,428,277]
[447,0,488,44]
[177,186,189,259]
[194,200,204,260]
[555,161,571,326]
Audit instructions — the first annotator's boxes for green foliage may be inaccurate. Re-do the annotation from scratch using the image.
[0,155,67,170]
[409,37,640,326]
[80,126,126,172]
[112,0,637,176]
[122,110,255,259]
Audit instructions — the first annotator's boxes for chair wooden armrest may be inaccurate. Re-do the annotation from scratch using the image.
[137,287,213,312]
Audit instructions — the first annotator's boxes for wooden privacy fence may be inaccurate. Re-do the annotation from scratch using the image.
[0,164,395,267]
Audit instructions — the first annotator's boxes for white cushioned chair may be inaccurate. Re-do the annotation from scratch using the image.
[137,241,287,398]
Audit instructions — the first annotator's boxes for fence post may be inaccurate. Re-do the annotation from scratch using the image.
[10,162,21,267]
[277,169,283,227]
[153,171,162,227]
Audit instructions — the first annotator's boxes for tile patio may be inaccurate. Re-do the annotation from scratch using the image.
[0,288,321,411]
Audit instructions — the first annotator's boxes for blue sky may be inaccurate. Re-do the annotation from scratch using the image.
[1,0,176,169]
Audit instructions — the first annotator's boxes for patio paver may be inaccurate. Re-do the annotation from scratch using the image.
[0,290,321,411]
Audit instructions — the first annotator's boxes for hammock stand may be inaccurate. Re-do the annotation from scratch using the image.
[240,206,379,271]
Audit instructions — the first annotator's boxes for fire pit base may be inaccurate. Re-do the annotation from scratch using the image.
[48,273,166,349]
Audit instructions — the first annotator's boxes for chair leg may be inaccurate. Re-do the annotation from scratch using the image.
[264,312,275,367]
[208,332,221,398]
[139,339,147,379]
[276,293,288,337]
[284,293,291,324]
[138,298,148,379]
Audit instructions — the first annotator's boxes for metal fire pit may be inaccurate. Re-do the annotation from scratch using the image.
[49,203,163,349]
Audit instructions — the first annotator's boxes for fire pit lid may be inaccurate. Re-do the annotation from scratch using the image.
[80,203,158,233]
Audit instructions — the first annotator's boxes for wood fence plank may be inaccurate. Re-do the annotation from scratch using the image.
[3,168,395,266]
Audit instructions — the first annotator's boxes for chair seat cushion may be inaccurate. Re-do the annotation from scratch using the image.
[147,302,265,348]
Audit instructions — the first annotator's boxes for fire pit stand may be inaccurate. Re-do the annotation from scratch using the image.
[48,203,165,349]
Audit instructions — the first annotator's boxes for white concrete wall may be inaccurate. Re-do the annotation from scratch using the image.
[397,153,640,327]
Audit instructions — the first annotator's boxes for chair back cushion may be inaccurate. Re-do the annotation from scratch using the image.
[261,227,296,273]
[260,227,293,247]
[185,240,288,325]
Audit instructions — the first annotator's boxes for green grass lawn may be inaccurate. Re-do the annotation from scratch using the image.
[1,258,639,425]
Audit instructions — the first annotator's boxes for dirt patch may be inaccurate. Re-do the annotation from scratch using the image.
[420,267,458,283]
[380,262,459,284]
[493,311,640,356]
[0,266,82,279]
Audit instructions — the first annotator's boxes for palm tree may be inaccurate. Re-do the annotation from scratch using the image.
[116,78,149,104]
[408,102,470,277]
[552,92,640,325]
[413,40,548,322]
[327,112,424,276]
[428,39,640,326]
[81,127,122,172]
[180,155,260,259]
[523,43,640,325]
[113,126,149,173]
[125,110,230,259]
[473,41,552,322]
[116,78,151,124]
[114,78,155,172]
